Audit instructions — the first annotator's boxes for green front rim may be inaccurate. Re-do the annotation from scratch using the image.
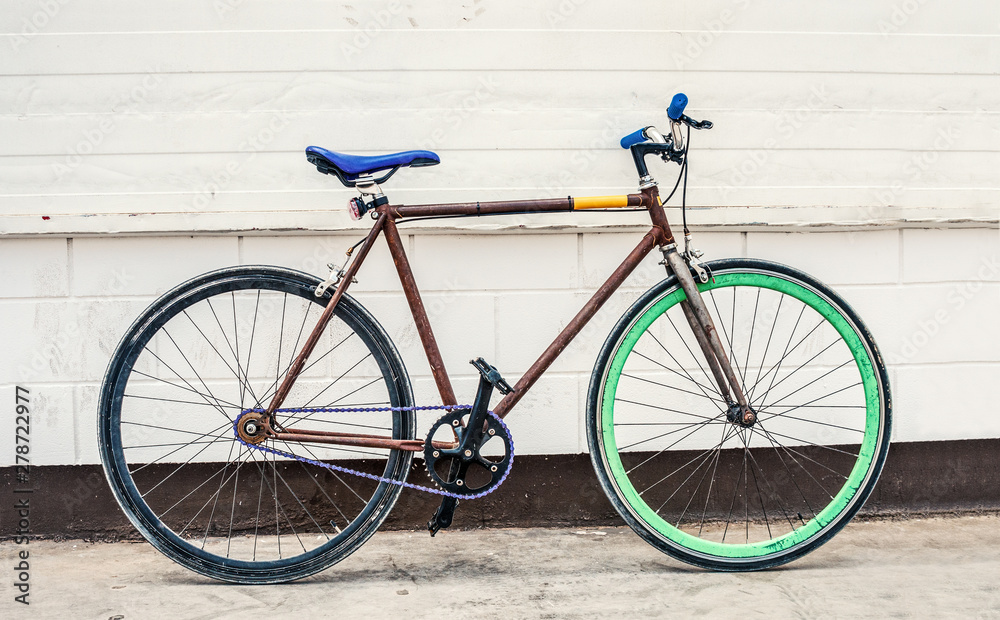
[600,271,882,560]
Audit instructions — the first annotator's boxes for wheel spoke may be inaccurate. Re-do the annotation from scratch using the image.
[742,288,760,393]
[128,369,244,410]
[756,422,820,525]
[753,315,825,405]
[642,331,724,402]
[615,397,722,425]
[664,311,728,403]
[182,304,257,409]
[708,288,750,397]
[618,372,723,409]
[253,301,314,411]
[761,382,863,416]
[698,423,737,536]
[748,293,784,404]
[129,421,233,475]
[676,423,736,527]
[755,421,840,502]
[195,441,240,544]
[301,351,375,409]
[627,412,726,477]
[647,431,735,511]
[143,344,233,423]
[752,340,845,410]
[721,440,749,544]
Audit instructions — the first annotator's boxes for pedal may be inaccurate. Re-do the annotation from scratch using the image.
[428,496,459,536]
[470,357,513,395]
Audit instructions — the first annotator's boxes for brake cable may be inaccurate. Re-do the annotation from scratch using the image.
[680,124,692,237]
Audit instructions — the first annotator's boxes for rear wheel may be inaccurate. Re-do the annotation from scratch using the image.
[587,259,890,570]
[98,266,414,583]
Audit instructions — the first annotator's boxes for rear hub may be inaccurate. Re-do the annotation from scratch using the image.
[236,411,269,445]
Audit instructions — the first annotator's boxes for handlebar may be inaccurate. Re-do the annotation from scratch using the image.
[619,93,713,150]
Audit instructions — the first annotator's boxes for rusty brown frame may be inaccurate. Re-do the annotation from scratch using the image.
[263,184,676,452]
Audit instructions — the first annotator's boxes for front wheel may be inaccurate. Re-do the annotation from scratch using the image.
[98,266,415,583]
[587,258,891,570]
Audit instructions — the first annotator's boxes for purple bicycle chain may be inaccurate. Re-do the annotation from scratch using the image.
[233,404,514,500]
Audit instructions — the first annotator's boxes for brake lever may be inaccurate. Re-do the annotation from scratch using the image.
[679,114,713,130]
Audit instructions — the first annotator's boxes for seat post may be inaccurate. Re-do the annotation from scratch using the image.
[355,176,384,198]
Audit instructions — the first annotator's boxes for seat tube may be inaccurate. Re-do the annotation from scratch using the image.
[382,216,458,406]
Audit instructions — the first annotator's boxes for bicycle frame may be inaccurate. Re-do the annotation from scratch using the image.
[262,179,751,452]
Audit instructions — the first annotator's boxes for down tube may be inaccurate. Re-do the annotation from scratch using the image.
[491,231,659,419]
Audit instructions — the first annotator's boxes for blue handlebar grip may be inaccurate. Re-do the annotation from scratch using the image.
[620,127,648,149]
[667,93,688,120]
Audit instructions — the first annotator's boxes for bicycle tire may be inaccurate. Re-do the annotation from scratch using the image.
[98,265,415,583]
[587,258,891,570]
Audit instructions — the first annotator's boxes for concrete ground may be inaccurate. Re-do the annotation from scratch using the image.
[3,514,999,620]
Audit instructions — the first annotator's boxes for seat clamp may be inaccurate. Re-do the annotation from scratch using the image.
[356,177,385,199]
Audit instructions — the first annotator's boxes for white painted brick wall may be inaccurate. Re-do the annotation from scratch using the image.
[895,363,1000,442]
[0,3,998,466]
[902,229,1000,283]
[71,237,240,297]
[411,234,579,291]
[0,238,68,298]
[1,1,997,234]
[0,227,997,466]
[746,231,900,286]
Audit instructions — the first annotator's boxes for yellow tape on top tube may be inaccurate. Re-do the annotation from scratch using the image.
[573,195,630,210]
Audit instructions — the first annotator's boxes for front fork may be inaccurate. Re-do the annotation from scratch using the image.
[660,243,756,426]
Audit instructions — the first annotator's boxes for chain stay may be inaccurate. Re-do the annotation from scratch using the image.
[233,405,514,500]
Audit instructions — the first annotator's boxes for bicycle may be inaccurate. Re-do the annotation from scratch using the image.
[98,94,891,584]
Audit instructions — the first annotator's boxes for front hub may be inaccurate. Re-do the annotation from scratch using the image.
[727,402,757,428]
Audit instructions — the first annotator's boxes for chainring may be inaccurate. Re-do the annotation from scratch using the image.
[424,409,513,497]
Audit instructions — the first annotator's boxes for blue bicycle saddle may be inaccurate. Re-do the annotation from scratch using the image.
[306,146,440,186]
